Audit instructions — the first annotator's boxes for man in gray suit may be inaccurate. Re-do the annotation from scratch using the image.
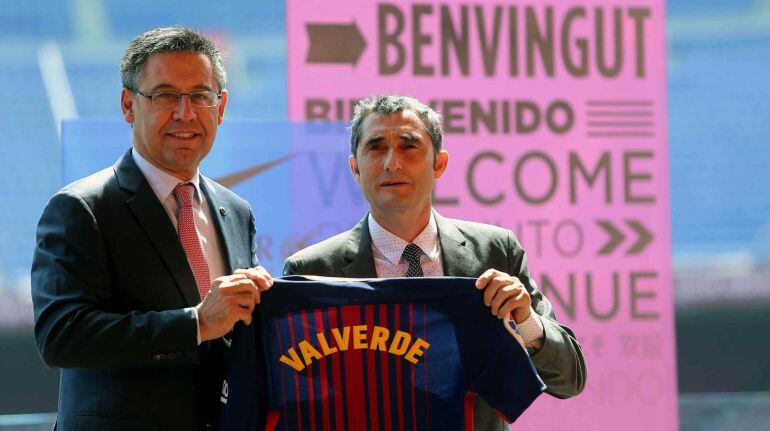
[32,27,272,430]
[284,94,586,430]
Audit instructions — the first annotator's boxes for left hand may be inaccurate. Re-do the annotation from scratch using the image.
[234,266,274,298]
[475,269,531,323]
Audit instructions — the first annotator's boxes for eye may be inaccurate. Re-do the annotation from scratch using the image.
[153,92,179,103]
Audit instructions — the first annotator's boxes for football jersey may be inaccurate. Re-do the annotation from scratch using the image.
[220,276,545,431]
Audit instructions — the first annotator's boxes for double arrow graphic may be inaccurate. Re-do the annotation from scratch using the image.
[597,220,654,255]
[306,22,367,66]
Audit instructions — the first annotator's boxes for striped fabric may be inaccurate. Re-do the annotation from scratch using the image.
[220,277,545,431]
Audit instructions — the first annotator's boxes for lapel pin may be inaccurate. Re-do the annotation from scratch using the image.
[220,207,228,216]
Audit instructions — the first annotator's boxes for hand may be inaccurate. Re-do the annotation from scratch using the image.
[196,274,260,342]
[475,269,531,323]
[234,266,274,293]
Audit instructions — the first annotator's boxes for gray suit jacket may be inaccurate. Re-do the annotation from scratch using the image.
[32,149,258,430]
[284,212,586,431]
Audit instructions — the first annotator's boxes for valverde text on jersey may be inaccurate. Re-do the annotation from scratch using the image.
[279,324,431,371]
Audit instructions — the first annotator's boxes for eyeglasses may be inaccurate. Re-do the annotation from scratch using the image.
[132,89,222,108]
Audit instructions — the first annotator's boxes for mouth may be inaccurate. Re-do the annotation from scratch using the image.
[166,131,200,140]
[380,179,410,188]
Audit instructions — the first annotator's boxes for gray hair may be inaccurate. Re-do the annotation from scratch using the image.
[120,26,227,92]
[349,94,443,158]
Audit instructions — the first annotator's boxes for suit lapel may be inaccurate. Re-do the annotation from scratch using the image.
[434,211,473,276]
[116,149,201,306]
[342,215,377,277]
[200,177,240,273]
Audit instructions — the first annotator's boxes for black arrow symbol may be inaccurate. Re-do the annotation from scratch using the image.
[306,22,366,66]
[626,220,653,254]
[597,220,624,255]
[597,220,654,255]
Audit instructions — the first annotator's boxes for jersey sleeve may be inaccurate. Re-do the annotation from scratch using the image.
[454,294,546,423]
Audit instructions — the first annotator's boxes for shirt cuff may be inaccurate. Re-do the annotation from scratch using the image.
[186,306,202,345]
[517,308,545,351]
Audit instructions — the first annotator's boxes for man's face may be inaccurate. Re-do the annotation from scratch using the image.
[120,51,227,180]
[349,110,448,216]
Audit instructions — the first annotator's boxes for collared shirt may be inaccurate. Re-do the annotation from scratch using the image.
[132,148,226,344]
[368,213,545,351]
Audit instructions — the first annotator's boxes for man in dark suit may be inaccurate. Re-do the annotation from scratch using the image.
[284,94,586,431]
[32,27,272,430]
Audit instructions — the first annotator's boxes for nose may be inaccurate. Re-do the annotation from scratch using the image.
[172,94,196,122]
[382,147,402,172]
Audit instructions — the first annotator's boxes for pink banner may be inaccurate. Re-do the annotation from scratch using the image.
[287,1,677,429]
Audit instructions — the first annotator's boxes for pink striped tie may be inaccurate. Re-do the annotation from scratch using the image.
[173,183,211,300]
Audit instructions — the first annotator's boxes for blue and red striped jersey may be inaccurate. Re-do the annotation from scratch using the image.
[220,276,545,431]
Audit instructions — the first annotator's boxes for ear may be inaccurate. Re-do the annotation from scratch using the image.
[349,155,361,185]
[433,149,449,180]
[216,89,228,125]
[120,88,135,124]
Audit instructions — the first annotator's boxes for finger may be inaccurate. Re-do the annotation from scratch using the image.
[257,266,273,283]
[225,290,259,308]
[219,279,259,295]
[475,268,499,289]
[254,275,272,292]
[236,267,274,291]
[497,286,527,318]
[483,276,510,306]
[490,283,517,315]
[238,307,253,326]
[498,294,525,320]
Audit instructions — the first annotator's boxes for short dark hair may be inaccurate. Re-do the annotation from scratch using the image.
[349,94,443,158]
[120,26,227,92]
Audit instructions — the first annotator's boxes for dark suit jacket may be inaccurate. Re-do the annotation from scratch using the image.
[283,212,586,431]
[32,149,257,431]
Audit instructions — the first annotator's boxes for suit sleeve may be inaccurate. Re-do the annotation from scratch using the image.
[282,255,301,276]
[32,191,199,369]
[506,231,587,398]
[248,207,260,268]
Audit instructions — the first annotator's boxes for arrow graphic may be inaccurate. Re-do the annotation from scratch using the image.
[597,220,624,255]
[626,220,653,254]
[596,219,654,255]
[306,22,366,66]
[214,154,294,188]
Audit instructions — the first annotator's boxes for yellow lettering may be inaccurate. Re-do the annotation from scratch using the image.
[279,347,306,372]
[331,327,350,351]
[352,325,368,349]
[404,338,431,364]
[317,333,338,355]
[389,330,412,355]
[370,326,390,352]
[298,340,323,365]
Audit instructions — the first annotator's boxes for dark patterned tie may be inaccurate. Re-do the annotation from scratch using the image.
[402,243,424,277]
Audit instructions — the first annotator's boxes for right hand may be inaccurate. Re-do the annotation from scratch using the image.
[196,274,260,342]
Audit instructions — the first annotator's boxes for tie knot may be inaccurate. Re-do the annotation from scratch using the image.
[402,243,422,264]
[402,243,424,277]
[173,183,196,208]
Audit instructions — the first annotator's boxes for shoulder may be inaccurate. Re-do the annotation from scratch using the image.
[46,166,121,216]
[440,216,514,241]
[60,166,119,202]
[202,176,250,210]
[284,229,351,275]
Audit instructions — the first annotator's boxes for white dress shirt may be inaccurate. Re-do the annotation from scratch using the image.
[368,213,545,351]
[132,149,226,344]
